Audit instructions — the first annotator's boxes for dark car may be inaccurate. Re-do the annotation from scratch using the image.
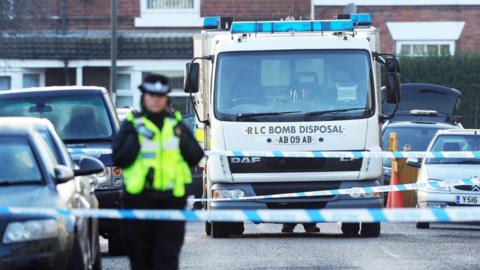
[381,121,461,185]
[0,86,124,255]
[383,83,462,123]
[0,122,104,270]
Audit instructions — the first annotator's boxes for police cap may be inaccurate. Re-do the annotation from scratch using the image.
[139,74,172,95]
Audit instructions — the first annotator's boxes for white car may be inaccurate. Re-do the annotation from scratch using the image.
[408,129,480,229]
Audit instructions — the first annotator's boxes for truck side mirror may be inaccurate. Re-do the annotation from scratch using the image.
[184,62,200,93]
[385,72,400,104]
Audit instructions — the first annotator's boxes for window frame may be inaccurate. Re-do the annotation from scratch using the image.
[396,40,455,57]
[135,0,202,27]
[116,73,133,108]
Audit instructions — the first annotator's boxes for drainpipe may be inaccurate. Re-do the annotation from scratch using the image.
[310,0,315,20]
[63,59,70,85]
[110,0,118,106]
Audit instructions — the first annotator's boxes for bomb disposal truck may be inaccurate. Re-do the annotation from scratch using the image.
[184,14,401,238]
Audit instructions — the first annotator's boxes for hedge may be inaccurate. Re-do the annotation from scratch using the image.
[397,55,480,128]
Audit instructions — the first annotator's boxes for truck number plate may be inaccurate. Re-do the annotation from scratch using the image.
[275,135,314,145]
[456,195,480,205]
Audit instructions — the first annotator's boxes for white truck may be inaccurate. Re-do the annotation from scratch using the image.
[184,14,401,238]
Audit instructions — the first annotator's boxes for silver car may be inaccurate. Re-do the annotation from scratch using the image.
[408,129,480,229]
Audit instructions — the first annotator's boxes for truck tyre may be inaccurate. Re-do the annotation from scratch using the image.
[108,231,126,256]
[416,222,430,229]
[70,236,88,270]
[205,222,212,236]
[341,223,360,236]
[211,222,244,238]
[361,222,381,237]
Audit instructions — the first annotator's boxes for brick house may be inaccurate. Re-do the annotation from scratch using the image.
[0,0,478,110]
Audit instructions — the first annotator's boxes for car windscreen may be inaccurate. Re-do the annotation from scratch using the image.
[0,137,43,184]
[214,50,373,121]
[426,134,480,164]
[0,95,113,142]
[383,88,458,115]
[382,126,449,152]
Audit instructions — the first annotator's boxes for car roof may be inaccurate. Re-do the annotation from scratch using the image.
[0,117,52,130]
[0,86,107,98]
[436,129,480,135]
[400,83,462,97]
[384,121,459,129]
[0,123,36,136]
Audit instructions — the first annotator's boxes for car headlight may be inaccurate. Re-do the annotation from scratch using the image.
[94,168,111,184]
[3,219,58,244]
[425,179,450,192]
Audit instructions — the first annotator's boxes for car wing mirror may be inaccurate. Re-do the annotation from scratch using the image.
[54,165,75,184]
[74,156,105,176]
[406,158,422,168]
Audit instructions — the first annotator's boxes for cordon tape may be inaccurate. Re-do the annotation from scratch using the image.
[188,178,480,202]
[2,207,480,223]
[206,150,480,159]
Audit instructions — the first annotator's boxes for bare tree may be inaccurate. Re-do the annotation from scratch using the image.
[0,0,57,35]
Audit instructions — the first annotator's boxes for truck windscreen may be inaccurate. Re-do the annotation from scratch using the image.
[214,50,373,122]
[0,95,113,142]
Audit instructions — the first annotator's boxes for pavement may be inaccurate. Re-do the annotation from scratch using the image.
[101,221,480,270]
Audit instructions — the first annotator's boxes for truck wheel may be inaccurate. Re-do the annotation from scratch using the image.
[70,236,88,270]
[361,222,381,237]
[416,222,430,229]
[92,236,102,270]
[108,231,126,256]
[205,222,212,236]
[341,223,360,236]
[211,222,244,238]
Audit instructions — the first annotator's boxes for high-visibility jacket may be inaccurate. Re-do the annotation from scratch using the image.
[122,111,192,197]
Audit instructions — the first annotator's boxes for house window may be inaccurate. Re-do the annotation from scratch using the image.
[399,43,452,57]
[22,74,40,88]
[142,70,192,115]
[387,22,464,57]
[135,0,202,27]
[146,0,193,9]
[0,76,11,90]
[116,74,133,108]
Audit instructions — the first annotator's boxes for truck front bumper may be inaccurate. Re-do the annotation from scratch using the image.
[208,180,383,211]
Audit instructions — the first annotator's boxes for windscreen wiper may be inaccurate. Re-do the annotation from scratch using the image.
[304,107,367,120]
[235,111,301,121]
[0,180,42,186]
[458,160,480,164]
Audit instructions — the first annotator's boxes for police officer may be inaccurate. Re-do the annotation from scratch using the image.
[113,74,204,270]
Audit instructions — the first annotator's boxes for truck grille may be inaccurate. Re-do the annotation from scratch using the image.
[229,157,362,173]
[454,185,480,192]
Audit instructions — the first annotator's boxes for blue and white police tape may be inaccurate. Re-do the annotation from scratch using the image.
[206,150,480,159]
[2,207,480,223]
[189,178,480,202]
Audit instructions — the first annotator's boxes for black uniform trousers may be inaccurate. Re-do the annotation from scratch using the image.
[122,192,186,270]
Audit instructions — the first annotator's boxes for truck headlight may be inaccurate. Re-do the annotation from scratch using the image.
[3,219,58,244]
[212,189,245,199]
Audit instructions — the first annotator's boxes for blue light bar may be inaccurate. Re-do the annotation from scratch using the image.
[313,20,354,31]
[230,20,354,34]
[350,13,372,26]
[203,16,220,29]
